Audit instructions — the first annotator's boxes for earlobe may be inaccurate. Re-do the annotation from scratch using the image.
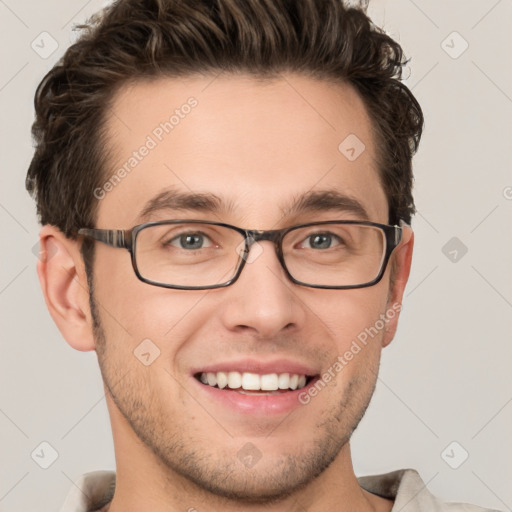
[36,225,96,352]
[381,225,414,348]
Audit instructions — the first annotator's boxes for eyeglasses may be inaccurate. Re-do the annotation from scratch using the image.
[78,219,405,290]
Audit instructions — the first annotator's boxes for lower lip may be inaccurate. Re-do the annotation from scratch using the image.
[191,376,319,415]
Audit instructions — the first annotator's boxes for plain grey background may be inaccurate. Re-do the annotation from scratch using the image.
[1,0,511,510]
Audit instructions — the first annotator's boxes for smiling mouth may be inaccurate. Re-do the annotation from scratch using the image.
[194,371,317,394]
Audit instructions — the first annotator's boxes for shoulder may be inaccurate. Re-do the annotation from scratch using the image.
[358,468,502,512]
[60,470,116,512]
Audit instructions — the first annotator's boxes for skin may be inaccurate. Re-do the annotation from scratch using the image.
[37,73,413,511]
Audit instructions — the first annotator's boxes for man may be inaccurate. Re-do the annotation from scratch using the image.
[26,0,498,510]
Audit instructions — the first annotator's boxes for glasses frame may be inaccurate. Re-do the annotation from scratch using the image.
[78,219,404,290]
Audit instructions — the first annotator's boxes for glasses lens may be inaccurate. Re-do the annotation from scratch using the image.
[282,223,386,287]
[135,223,245,287]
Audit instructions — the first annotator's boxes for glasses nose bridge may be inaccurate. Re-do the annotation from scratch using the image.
[244,228,283,249]
[239,228,288,279]
[241,228,287,268]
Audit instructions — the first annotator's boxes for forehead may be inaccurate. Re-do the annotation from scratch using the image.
[99,73,387,228]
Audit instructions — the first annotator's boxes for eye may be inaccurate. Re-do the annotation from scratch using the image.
[166,231,214,250]
[301,232,344,250]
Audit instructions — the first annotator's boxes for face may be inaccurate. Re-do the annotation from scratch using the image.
[89,73,407,501]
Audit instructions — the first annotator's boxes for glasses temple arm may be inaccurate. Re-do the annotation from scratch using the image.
[78,228,131,249]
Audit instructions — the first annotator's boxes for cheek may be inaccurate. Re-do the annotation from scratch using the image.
[309,286,390,384]
[314,285,389,341]
[93,248,210,344]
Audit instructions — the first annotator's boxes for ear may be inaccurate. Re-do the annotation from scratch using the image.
[381,223,414,348]
[36,225,96,352]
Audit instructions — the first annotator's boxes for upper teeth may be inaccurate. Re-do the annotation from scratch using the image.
[199,372,307,391]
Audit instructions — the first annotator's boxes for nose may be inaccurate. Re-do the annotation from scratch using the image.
[218,239,306,338]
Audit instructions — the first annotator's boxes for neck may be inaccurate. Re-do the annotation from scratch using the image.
[106,407,392,512]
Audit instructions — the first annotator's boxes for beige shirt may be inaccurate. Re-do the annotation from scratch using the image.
[59,468,501,511]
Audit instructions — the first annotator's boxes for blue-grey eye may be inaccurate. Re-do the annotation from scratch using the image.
[304,233,340,249]
[168,232,214,250]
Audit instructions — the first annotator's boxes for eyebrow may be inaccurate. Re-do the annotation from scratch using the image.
[137,186,370,223]
[138,187,236,222]
[283,189,369,221]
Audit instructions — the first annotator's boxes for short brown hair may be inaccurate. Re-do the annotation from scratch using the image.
[26,0,423,266]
